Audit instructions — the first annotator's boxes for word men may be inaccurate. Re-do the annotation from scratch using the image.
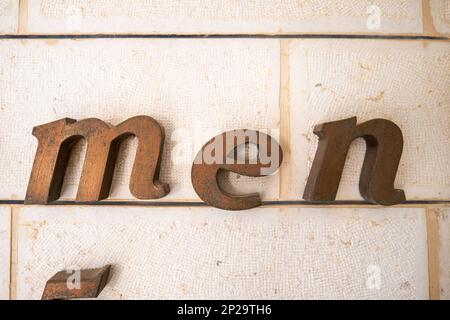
[25,116,405,210]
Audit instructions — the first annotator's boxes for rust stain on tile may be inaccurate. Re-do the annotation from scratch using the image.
[181,283,188,295]
[359,62,371,71]
[315,83,342,98]
[370,220,382,227]
[341,240,352,247]
[366,91,385,103]
[44,39,59,46]
[30,221,47,240]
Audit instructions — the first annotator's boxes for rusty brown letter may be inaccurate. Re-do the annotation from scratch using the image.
[42,265,111,300]
[191,130,283,210]
[303,117,405,205]
[25,116,169,204]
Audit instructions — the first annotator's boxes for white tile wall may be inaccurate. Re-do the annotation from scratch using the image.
[431,0,450,35]
[25,0,423,35]
[14,206,428,299]
[0,39,280,201]
[0,0,18,33]
[0,2,448,300]
[0,39,449,202]
[287,39,450,201]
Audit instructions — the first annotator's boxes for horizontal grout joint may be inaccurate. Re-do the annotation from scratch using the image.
[0,34,448,40]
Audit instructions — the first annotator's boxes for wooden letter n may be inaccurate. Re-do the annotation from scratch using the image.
[25,116,169,204]
[303,117,405,206]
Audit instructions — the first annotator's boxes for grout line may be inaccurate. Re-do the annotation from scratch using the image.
[0,200,448,207]
[18,0,28,34]
[279,40,292,199]
[422,0,438,37]
[9,206,19,300]
[0,34,448,40]
[426,208,441,300]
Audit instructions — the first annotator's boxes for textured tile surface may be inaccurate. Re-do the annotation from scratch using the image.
[1,39,449,202]
[437,207,450,299]
[287,39,450,201]
[0,39,280,201]
[26,0,423,34]
[0,0,18,33]
[15,206,428,299]
[430,0,450,34]
[0,206,10,300]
